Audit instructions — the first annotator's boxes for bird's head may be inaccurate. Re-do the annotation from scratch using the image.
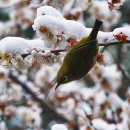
[55,66,71,90]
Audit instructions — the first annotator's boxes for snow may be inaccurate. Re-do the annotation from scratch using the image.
[0,37,45,55]
[33,7,89,48]
[92,118,116,130]
[33,15,67,36]
[51,124,68,130]
[65,20,88,40]
[98,27,130,43]
[0,37,48,70]
[0,37,30,55]
[33,6,130,49]
[108,92,124,109]
[113,27,130,40]
[34,6,88,40]
[37,6,63,19]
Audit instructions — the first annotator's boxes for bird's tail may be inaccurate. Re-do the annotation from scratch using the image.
[89,19,103,40]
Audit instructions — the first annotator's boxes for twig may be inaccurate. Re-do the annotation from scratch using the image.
[99,40,130,53]
[99,40,130,46]
[21,49,66,58]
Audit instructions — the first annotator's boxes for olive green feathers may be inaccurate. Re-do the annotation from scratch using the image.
[56,19,103,89]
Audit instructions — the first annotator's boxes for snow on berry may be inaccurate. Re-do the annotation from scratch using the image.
[113,32,128,43]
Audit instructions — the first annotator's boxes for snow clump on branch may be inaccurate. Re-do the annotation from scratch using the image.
[37,6,63,19]
[0,37,59,70]
[33,7,90,49]
[33,6,129,46]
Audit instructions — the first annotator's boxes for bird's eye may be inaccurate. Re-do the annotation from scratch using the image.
[64,75,68,81]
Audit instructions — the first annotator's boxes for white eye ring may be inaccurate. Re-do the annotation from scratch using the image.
[64,75,68,81]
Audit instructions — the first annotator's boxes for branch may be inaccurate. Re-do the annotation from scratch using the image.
[9,71,80,130]
[9,71,69,123]
[21,40,130,58]
[99,40,130,53]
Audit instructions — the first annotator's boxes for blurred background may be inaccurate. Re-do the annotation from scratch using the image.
[0,0,130,130]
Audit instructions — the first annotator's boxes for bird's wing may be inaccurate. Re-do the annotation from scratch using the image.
[65,39,98,62]
[64,39,98,64]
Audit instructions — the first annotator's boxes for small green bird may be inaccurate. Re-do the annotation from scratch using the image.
[56,19,103,89]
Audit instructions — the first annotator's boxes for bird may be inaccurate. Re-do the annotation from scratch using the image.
[56,19,103,89]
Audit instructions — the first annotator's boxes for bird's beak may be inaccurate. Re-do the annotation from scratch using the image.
[55,83,60,90]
